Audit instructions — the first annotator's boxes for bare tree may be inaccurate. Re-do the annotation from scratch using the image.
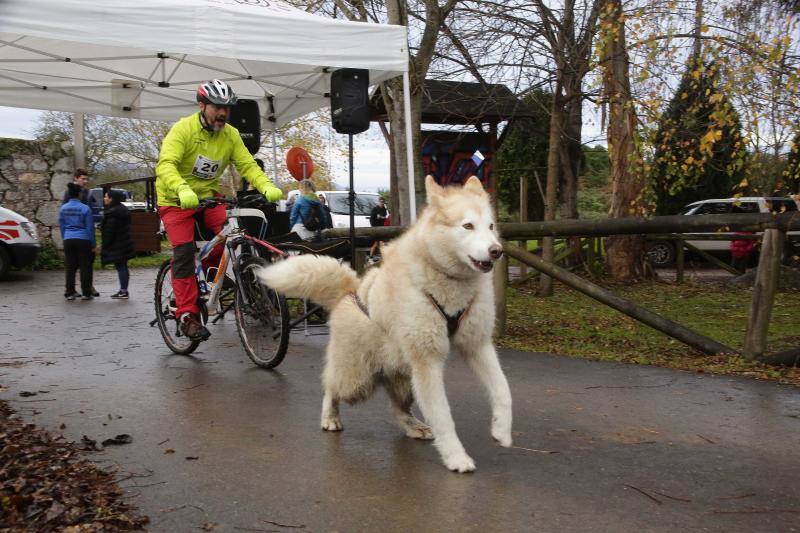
[293,0,464,225]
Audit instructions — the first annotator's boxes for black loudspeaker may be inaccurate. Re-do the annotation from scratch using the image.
[331,68,370,135]
[229,99,261,154]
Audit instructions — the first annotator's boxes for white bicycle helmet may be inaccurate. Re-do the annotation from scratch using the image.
[196,79,238,106]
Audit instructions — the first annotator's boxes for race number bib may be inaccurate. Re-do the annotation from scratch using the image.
[191,155,222,179]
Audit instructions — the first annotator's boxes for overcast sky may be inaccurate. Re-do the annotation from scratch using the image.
[0,105,392,192]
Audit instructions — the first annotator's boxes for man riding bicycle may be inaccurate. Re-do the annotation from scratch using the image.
[156,79,283,342]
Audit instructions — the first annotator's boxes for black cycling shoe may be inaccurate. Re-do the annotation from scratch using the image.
[180,313,211,341]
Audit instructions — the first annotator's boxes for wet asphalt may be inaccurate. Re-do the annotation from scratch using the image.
[0,268,799,533]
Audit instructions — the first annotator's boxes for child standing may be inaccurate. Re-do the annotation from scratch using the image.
[730,232,756,274]
[60,182,96,300]
[101,190,136,298]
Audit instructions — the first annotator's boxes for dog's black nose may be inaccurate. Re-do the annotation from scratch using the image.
[489,244,503,260]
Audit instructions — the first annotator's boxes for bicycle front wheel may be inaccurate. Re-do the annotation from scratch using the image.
[154,259,200,355]
[234,256,290,369]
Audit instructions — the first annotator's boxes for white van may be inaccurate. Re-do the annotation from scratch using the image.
[646,196,800,266]
[0,205,40,279]
[316,191,384,229]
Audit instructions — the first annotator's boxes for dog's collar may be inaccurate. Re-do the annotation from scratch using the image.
[426,292,472,338]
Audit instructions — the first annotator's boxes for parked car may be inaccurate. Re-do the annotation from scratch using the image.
[316,191,384,228]
[646,196,800,267]
[0,204,40,279]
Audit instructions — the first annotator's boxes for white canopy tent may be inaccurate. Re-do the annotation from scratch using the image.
[0,0,418,218]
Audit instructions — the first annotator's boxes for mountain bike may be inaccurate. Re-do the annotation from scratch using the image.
[151,197,290,368]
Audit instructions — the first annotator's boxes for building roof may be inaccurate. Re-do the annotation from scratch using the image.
[370,80,534,125]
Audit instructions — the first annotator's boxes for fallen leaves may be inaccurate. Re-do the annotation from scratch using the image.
[0,400,148,531]
[101,434,133,446]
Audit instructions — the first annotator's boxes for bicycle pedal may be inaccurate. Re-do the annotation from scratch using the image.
[195,330,211,342]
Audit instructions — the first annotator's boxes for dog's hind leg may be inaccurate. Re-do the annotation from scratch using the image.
[383,375,433,440]
[321,390,343,431]
[320,337,374,432]
[409,357,475,473]
[460,341,513,447]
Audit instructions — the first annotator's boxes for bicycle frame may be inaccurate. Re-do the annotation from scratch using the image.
[196,209,286,317]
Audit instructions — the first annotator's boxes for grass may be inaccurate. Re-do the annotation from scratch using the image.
[93,252,171,270]
[93,238,172,270]
[499,279,800,386]
[28,237,172,271]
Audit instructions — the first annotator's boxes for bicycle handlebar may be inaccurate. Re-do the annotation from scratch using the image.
[197,197,235,208]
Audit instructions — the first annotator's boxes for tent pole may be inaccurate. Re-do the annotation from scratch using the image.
[271,128,278,182]
[348,133,356,267]
[402,71,416,223]
[73,113,86,171]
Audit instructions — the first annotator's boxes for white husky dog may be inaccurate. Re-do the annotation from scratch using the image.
[256,176,512,472]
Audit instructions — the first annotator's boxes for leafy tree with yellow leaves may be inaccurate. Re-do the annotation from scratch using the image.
[650,59,748,215]
[780,130,800,195]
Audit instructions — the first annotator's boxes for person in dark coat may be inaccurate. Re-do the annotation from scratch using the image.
[368,196,388,261]
[101,189,136,299]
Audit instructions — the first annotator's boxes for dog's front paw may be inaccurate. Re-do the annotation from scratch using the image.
[443,452,476,473]
[492,430,512,448]
[321,417,343,431]
[491,416,513,447]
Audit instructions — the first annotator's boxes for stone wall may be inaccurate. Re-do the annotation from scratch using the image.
[0,138,74,249]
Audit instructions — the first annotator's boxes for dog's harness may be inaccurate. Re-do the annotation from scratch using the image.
[350,292,371,318]
[348,292,471,338]
[425,293,471,338]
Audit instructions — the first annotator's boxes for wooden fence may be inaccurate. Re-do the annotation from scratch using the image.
[326,211,800,366]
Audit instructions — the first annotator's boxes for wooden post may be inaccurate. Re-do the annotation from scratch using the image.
[676,237,684,283]
[743,229,785,360]
[518,176,528,279]
[586,237,596,275]
[493,255,507,336]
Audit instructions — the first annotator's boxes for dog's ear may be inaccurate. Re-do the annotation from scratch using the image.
[425,175,444,205]
[463,176,486,196]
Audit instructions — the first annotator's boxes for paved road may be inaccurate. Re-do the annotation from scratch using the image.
[1,268,799,532]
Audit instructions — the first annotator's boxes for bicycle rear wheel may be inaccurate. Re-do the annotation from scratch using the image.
[234,256,290,369]
[154,259,200,355]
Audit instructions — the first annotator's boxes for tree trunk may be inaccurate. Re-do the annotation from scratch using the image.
[540,87,563,296]
[384,83,423,227]
[693,0,703,61]
[382,78,408,226]
[379,120,400,222]
[560,93,582,220]
[381,0,446,226]
[601,0,645,281]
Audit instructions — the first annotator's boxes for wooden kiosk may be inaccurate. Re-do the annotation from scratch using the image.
[101,176,161,254]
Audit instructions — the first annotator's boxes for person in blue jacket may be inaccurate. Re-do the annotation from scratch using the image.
[59,182,96,300]
[289,179,328,240]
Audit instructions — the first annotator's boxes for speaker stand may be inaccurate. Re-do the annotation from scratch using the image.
[348,133,356,267]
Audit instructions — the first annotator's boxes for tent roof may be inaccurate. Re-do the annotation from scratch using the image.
[0,0,407,128]
[371,80,533,125]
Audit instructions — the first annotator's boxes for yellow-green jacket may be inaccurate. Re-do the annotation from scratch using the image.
[156,112,282,207]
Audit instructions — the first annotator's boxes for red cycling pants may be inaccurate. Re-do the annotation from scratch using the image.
[159,204,227,318]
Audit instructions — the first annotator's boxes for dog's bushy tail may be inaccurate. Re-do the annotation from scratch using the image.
[255,255,358,310]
